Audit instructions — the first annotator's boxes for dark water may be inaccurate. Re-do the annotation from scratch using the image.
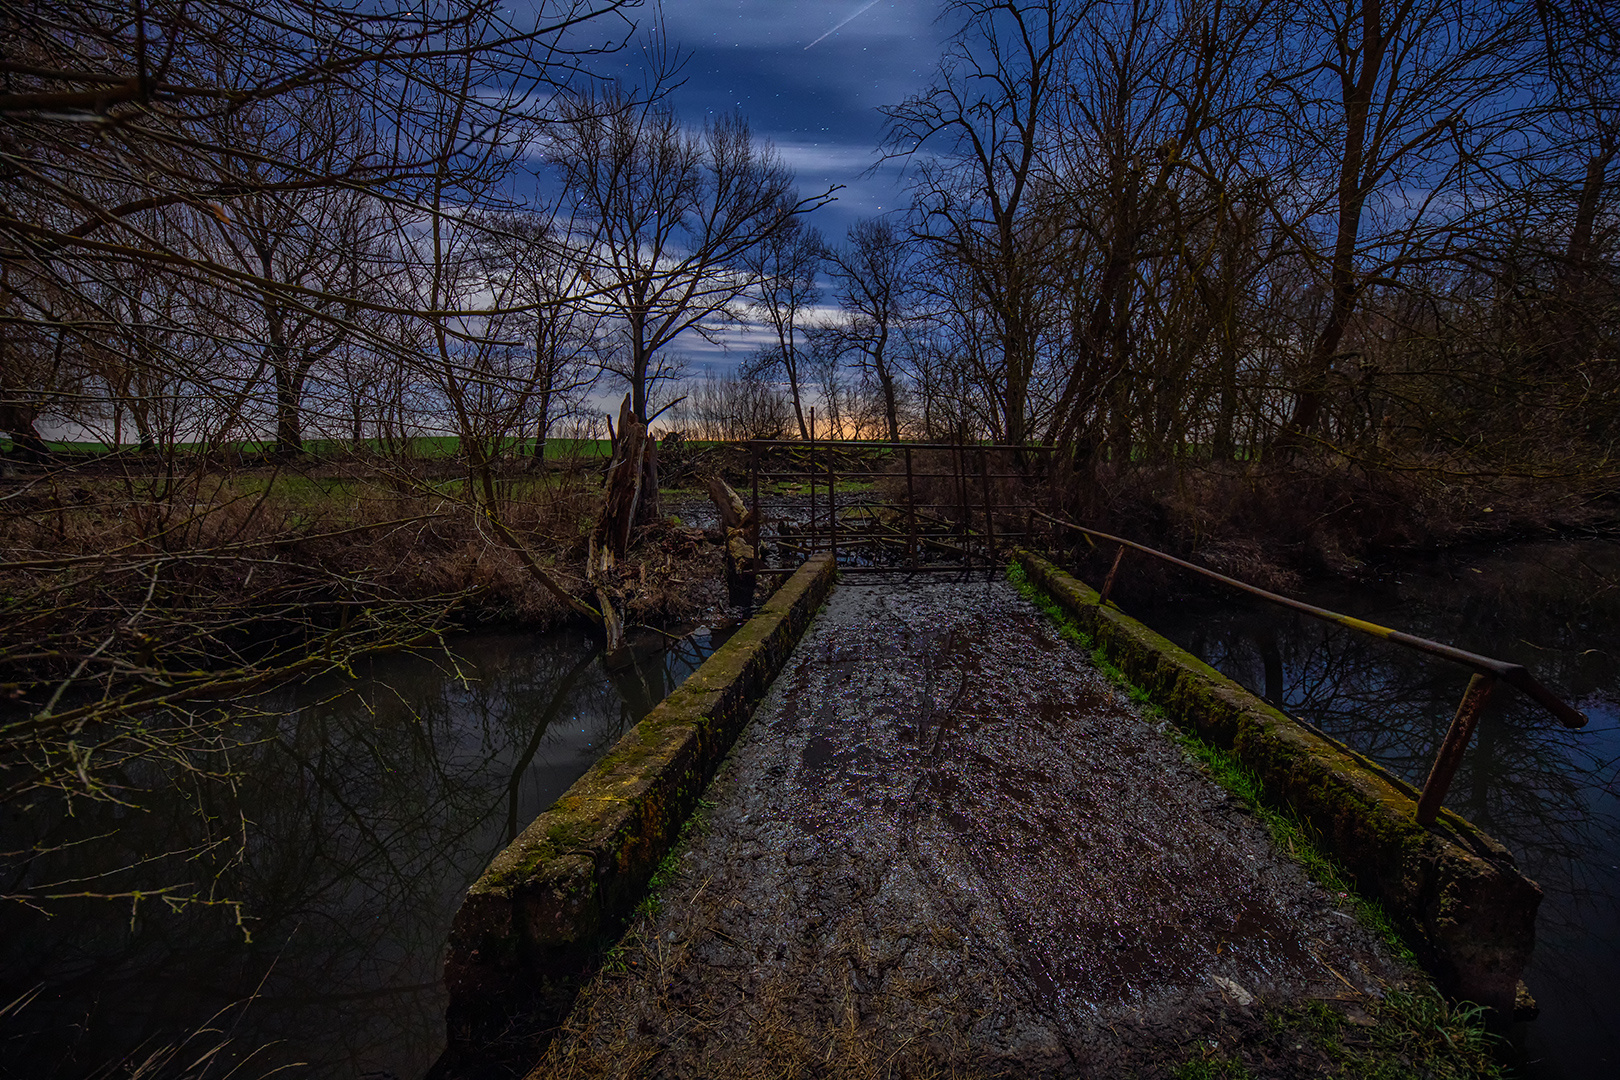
[1130,537,1620,1080]
[0,627,727,1080]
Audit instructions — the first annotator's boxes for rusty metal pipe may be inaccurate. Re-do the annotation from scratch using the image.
[1036,511,1586,730]
[905,446,918,570]
[1417,673,1499,826]
[828,445,837,566]
[807,409,817,553]
[978,447,997,571]
[1098,545,1126,607]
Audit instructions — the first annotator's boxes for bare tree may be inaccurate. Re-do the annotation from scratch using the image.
[885,0,1094,446]
[0,0,642,916]
[1528,0,1620,377]
[1038,0,1273,459]
[1268,0,1535,446]
[817,218,913,441]
[547,85,831,425]
[742,218,824,439]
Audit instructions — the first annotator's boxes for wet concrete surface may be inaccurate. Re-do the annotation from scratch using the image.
[537,579,1410,1078]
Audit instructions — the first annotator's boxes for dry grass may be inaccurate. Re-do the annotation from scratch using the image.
[1045,452,1613,590]
[535,886,998,1080]
[0,458,721,691]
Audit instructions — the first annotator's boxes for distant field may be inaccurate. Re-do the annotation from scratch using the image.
[3,436,618,460]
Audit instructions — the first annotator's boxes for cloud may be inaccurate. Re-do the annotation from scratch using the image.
[769,139,882,175]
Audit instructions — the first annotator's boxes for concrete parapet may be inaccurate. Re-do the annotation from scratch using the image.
[438,554,837,1071]
[1015,550,1540,1017]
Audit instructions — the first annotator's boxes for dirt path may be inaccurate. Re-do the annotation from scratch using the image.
[536,578,1410,1078]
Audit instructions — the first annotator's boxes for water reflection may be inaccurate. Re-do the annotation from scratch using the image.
[1132,539,1620,1080]
[0,626,726,1080]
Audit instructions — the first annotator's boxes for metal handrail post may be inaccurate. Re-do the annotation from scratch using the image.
[750,438,761,523]
[954,437,969,553]
[978,446,997,573]
[828,441,837,566]
[905,446,918,570]
[807,409,817,553]
[1098,544,1126,607]
[1417,673,1499,825]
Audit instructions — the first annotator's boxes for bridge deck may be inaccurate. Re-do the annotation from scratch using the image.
[535,579,1408,1078]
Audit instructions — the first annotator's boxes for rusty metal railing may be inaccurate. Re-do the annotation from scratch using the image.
[1036,512,1588,826]
[747,419,1051,576]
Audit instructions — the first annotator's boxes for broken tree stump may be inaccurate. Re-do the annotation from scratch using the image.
[708,476,759,608]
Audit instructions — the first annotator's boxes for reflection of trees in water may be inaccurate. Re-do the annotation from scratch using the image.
[1144,539,1620,918]
[1130,541,1620,1076]
[0,628,721,1079]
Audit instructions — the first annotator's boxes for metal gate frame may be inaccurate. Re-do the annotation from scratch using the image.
[745,430,1052,579]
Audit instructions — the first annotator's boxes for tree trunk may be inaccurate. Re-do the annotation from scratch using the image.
[1213,342,1238,461]
[1279,0,1384,448]
[596,395,652,560]
[531,383,552,466]
[786,353,808,440]
[629,309,650,423]
[0,401,50,462]
[876,365,900,443]
[1553,143,1617,369]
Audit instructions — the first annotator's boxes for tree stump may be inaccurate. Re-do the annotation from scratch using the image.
[708,476,758,608]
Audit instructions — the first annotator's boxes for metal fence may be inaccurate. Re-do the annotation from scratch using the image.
[1036,512,1589,826]
[746,434,1052,577]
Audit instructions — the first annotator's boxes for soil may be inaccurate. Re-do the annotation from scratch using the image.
[535,578,1415,1079]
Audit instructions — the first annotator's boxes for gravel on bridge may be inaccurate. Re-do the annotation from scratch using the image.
[536,578,1410,1078]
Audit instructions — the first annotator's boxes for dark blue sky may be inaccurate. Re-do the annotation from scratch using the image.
[600,1,949,235]
[539,2,951,382]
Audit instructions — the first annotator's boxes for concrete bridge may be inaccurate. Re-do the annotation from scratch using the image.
[434,554,1542,1079]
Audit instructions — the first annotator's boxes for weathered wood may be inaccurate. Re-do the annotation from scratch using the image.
[599,396,646,559]
[639,431,661,524]
[708,476,758,607]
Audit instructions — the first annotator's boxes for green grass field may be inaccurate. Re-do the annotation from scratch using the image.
[2,435,618,459]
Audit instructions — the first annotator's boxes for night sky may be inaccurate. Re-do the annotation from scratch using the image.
[628,2,944,229]
[574,2,949,374]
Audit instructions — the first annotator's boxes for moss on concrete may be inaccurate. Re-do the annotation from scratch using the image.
[440,554,837,1064]
[1013,550,1540,1018]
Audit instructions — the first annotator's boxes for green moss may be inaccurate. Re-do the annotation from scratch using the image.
[599,797,720,977]
[540,815,598,856]
[1173,1058,1255,1080]
[1169,989,1505,1080]
[1009,559,1418,967]
[635,795,715,918]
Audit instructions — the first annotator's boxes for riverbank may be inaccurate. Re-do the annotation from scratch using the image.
[1124,535,1620,1080]
[0,457,733,693]
[6,445,1610,695]
[1050,456,1619,594]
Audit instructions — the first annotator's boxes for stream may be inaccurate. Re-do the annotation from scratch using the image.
[0,626,728,1080]
[1133,536,1620,1080]
[5,537,1615,1079]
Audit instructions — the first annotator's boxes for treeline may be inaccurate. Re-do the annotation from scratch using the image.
[0,1,829,472]
[1,2,1614,477]
[706,0,1616,479]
